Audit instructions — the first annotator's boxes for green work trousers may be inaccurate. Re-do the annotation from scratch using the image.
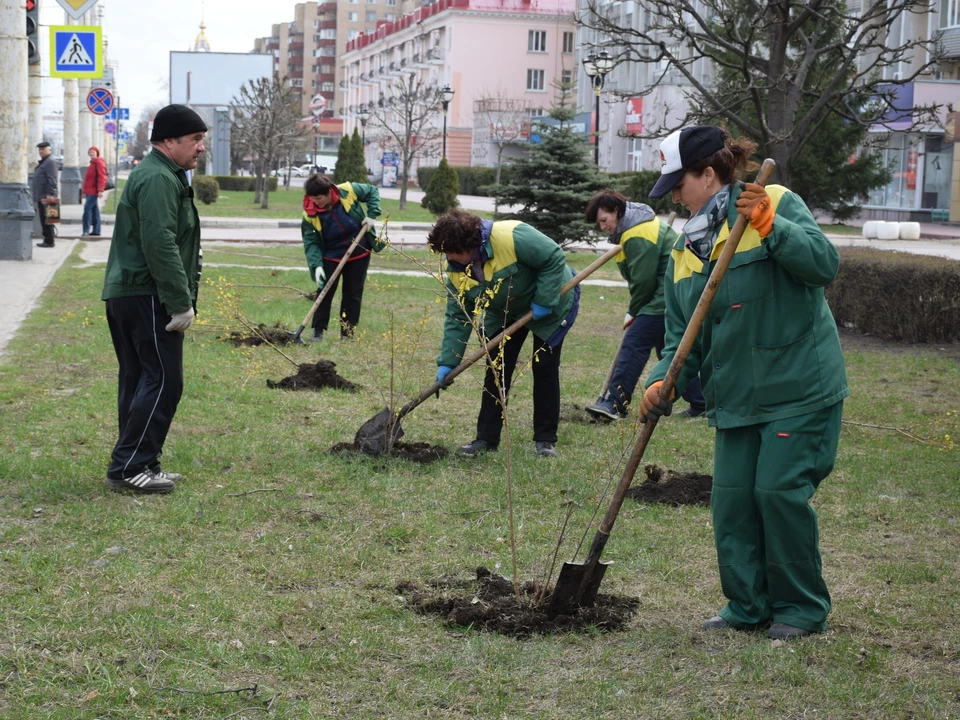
[713,402,843,632]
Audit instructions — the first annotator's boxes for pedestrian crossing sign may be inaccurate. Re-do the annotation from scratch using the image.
[49,25,102,79]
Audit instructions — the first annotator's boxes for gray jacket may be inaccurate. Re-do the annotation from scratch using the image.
[33,155,58,201]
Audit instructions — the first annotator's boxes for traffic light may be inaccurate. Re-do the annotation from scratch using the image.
[27,0,40,65]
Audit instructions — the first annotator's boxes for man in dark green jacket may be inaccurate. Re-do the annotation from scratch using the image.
[429,209,578,458]
[100,104,206,494]
[301,174,382,341]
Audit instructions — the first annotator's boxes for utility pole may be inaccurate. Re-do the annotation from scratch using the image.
[27,0,43,240]
[0,0,36,260]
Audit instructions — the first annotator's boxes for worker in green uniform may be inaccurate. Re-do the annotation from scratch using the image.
[582,189,705,421]
[641,125,848,641]
[428,209,579,458]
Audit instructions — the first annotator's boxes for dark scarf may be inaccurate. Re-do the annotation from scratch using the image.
[683,185,731,261]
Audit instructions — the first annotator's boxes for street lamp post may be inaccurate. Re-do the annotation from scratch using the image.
[440,85,455,160]
[357,106,370,147]
[582,50,614,167]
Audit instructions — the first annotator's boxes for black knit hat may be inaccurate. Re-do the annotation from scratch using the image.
[150,104,207,142]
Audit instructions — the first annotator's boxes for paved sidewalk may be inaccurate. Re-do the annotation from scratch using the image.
[5,207,960,359]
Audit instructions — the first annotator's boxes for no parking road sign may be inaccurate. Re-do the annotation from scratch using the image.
[49,25,102,79]
[86,88,114,116]
[104,121,117,135]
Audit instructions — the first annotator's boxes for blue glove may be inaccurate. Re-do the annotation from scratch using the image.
[436,366,454,385]
[531,303,552,321]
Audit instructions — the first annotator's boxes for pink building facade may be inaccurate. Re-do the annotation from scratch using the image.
[340,0,576,175]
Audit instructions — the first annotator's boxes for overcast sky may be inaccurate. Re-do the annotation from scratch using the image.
[40,0,285,124]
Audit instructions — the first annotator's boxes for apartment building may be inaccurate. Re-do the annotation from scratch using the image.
[253,0,400,120]
[576,0,960,221]
[340,0,576,172]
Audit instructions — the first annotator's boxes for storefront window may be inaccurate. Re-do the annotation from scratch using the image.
[922,136,953,209]
[866,133,923,209]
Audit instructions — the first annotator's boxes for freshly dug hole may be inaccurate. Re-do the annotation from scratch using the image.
[267,360,357,391]
[330,441,448,464]
[627,464,713,506]
[223,322,295,346]
[397,567,639,637]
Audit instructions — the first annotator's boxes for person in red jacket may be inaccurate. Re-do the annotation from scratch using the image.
[82,146,108,237]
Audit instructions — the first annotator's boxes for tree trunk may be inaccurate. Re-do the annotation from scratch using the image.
[261,157,271,209]
[494,145,504,214]
[253,158,263,204]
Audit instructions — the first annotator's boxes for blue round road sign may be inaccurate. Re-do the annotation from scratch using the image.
[104,121,117,135]
[87,88,114,116]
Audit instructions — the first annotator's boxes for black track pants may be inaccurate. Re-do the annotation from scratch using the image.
[105,296,184,478]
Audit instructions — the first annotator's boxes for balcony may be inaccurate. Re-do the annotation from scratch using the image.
[266,42,279,51]
[288,41,304,51]
[319,20,337,29]
[288,70,304,79]
[318,2,337,11]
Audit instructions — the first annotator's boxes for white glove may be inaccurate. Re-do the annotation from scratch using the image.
[623,313,635,330]
[361,216,378,232]
[165,308,195,332]
[315,266,326,287]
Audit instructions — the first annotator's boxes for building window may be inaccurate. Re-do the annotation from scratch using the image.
[528,107,544,117]
[528,30,546,52]
[348,11,358,21]
[562,69,572,86]
[386,0,396,5]
[526,69,545,91]
[943,0,960,26]
[562,31,574,53]
[366,10,376,21]
[348,29,360,39]
[385,13,395,19]
[322,82,335,92]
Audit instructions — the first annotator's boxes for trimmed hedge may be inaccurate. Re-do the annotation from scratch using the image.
[212,176,279,192]
[192,176,219,205]
[417,165,515,197]
[827,248,960,343]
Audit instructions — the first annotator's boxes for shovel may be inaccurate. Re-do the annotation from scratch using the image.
[594,212,676,406]
[288,225,368,344]
[548,159,776,617]
[354,244,624,454]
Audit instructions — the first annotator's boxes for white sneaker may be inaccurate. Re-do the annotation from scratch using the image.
[105,468,175,494]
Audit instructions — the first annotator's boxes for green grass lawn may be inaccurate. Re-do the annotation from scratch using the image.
[2,243,957,718]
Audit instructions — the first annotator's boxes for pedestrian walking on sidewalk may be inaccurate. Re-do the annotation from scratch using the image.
[301,174,382,341]
[641,125,849,641]
[101,104,207,494]
[82,146,107,237]
[583,189,705,421]
[32,141,58,248]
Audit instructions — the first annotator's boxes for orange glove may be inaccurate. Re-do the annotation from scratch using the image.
[640,381,676,423]
[735,182,774,238]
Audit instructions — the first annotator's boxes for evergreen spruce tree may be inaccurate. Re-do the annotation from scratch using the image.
[350,128,369,182]
[421,157,460,216]
[492,82,606,246]
[332,135,352,184]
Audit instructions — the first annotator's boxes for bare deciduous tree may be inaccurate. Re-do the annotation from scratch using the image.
[580,0,942,184]
[230,77,308,209]
[366,75,444,210]
[474,89,531,186]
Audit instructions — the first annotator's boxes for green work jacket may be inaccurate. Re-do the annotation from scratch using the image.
[101,150,201,314]
[437,220,574,368]
[646,183,849,429]
[615,216,677,317]
[301,182,382,281]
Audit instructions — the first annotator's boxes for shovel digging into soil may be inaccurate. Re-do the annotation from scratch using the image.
[354,244,625,454]
[548,159,776,617]
[288,225,368,344]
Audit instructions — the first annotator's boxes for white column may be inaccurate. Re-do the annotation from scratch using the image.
[0,0,35,259]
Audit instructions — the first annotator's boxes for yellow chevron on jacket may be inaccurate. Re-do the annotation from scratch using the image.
[672,185,790,283]
[302,183,359,232]
[617,217,661,264]
[446,220,522,291]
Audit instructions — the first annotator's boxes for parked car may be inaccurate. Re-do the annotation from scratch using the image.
[271,165,303,179]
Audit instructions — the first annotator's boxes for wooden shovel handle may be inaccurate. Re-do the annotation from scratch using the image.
[585,159,776,562]
[298,224,369,329]
[398,244,623,420]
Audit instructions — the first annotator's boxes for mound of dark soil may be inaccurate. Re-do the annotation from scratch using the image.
[330,441,448,464]
[266,360,357,391]
[397,567,639,637]
[627,464,712,506]
[224,323,294,346]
